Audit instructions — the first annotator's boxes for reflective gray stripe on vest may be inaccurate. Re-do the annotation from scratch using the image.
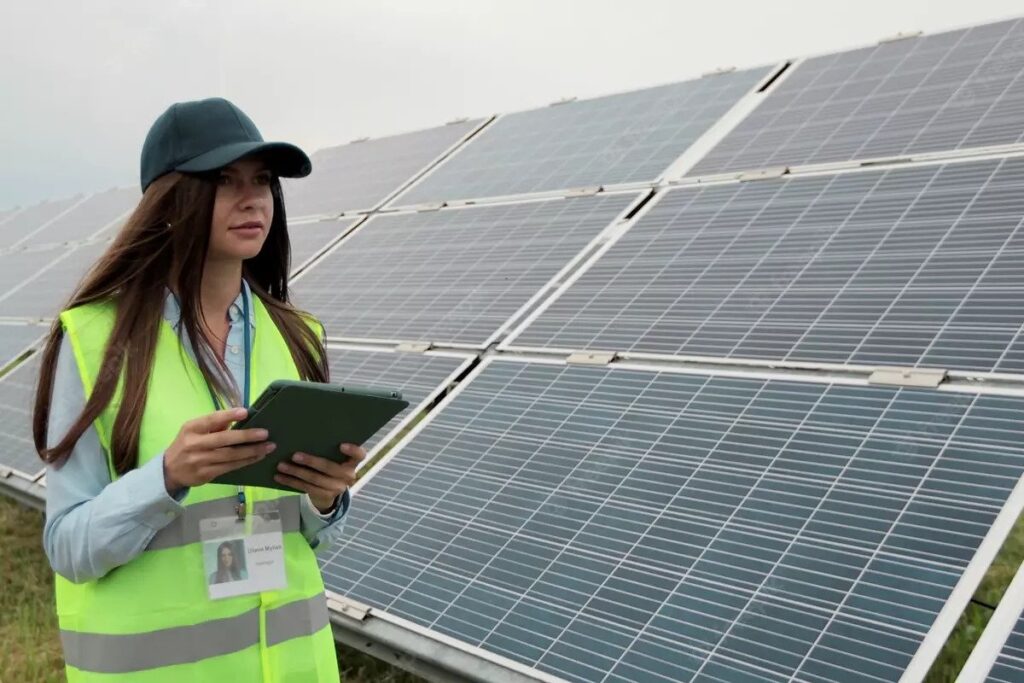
[61,592,329,674]
[147,495,302,551]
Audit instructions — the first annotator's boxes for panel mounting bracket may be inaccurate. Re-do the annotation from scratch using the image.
[549,96,577,106]
[879,30,922,44]
[868,367,947,388]
[565,186,602,197]
[567,351,617,366]
[327,595,371,622]
[0,466,10,479]
[702,66,737,77]
[349,136,370,144]
[397,342,434,353]
[739,166,789,182]
[446,117,469,125]
[414,202,446,212]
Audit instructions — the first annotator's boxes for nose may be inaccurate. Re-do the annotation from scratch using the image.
[237,181,270,211]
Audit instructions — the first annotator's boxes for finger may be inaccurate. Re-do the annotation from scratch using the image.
[278,461,352,490]
[187,407,248,434]
[340,443,367,463]
[273,473,335,498]
[206,441,276,465]
[201,427,270,449]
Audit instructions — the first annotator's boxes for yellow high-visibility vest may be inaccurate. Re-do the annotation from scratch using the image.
[55,296,339,682]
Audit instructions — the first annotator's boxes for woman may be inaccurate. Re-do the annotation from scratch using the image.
[33,97,360,681]
[209,541,248,584]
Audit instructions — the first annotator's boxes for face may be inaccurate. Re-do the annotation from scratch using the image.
[219,545,234,569]
[208,157,274,262]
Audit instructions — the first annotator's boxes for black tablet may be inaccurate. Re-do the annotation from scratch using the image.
[211,379,409,491]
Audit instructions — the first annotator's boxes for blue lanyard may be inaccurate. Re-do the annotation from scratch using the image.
[199,285,252,519]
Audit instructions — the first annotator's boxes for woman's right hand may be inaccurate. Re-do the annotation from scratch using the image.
[163,407,276,494]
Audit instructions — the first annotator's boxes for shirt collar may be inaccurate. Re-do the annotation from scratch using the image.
[163,280,256,330]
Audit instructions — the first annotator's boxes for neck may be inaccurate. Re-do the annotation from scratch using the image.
[200,258,244,325]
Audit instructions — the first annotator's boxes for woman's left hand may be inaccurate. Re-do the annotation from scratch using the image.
[275,443,366,513]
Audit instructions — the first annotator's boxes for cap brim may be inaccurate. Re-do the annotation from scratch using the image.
[175,141,312,179]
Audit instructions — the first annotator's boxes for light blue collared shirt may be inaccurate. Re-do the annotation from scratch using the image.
[43,282,348,583]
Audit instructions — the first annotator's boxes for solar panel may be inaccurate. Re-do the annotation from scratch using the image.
[322,357,1024,683]
[284,119,485,218]
[0,352,43,480]
[0,239,109,320]
[392,67,772,207]
[988,622,1024,682]
[509,157,1024,374]
[690,18,1024,177]
[0,324,45,369]
[22,187,137,247]
[292,193,640,347]
[957,561,1024,681]
[0,195,82,250]
[289,218,359,273]
[325,346,472,459]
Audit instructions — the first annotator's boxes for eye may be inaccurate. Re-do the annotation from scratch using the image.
[216,173,232,186]
[255,172,273,186]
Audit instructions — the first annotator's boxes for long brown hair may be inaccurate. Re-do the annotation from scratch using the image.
[33,171,329,475]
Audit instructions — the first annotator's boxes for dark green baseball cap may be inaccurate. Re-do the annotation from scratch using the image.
[139,97,312,192]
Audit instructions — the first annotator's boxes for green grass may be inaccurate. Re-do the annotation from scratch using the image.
[3,491,1023,683]
[0,496,423,683]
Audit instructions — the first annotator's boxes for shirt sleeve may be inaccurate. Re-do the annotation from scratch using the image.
[299,489,350,554]
[42,334,188,584]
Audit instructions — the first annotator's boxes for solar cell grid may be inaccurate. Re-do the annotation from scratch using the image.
[0,196,81,251]
[393,67,771,206]
[0,324,45,369]
[0,353,43,479]
[989,622,1024,682]
[284,119,485,218]
[0,240,110,319]
[26,187,137,246]
[293,193,639,346]
[511,157,1024,374]
[321,359,1024,682]
[690,17,1024,176]
[289,218,359,273]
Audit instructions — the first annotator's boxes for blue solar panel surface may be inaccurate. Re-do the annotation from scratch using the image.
[691,18,1024,176]
[323,359,1024,683]
[284,119,484,218]
[294,193,638,346]
[394,67,771,206]
[988,617,1024,682]
[0,352,44,479]
[513,157,1024,374]
[290,218,359,273]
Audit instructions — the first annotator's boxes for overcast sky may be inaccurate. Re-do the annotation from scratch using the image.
[2,0,1021,210]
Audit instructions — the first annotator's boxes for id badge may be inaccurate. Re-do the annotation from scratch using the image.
[199,504,288,600]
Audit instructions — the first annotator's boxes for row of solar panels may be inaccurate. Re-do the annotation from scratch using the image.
[1,13,1023,683]
[8,153,1023,374]
[3,157,1023,680]
[5,17,1023,257]
[289,15,1024,214]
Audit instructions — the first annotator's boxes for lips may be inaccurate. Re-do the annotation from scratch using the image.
[230,221,263,231]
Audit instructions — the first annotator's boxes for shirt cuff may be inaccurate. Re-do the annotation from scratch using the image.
[132,453,189,530]
[302,488,350,522]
